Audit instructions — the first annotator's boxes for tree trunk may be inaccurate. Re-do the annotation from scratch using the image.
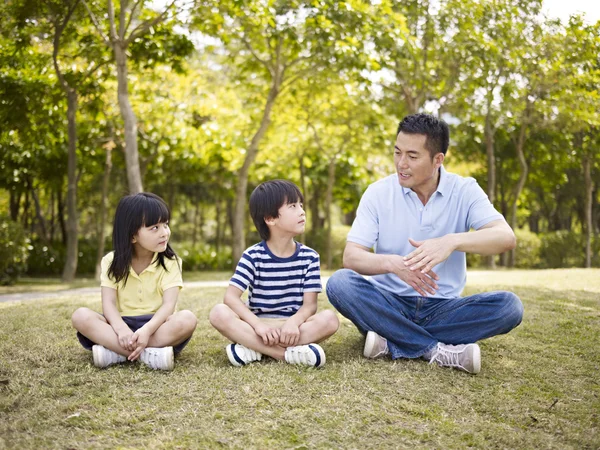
[509,121,529,267]
[95,147,112,280]
[231,80,280,265]
[114,42,143,194]
[32,188,49,243]
[324,157,336,269]
[62,89,79,282]
[484,108,496,269]
[9,190,20,221]
[583,152,593,268]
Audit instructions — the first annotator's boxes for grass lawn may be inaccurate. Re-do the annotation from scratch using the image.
[0,270,599,449]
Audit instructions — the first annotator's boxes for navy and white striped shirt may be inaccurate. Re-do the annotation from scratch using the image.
[229,241,322,318]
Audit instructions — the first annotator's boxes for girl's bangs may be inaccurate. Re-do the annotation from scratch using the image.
[142,197,170,226]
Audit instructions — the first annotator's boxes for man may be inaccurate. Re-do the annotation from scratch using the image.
[326,113,523,374]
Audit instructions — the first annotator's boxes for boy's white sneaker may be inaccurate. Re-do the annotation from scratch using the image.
[363,331,390,359]
[92,345,126,368]
[226,343,262,367]
[284,344,326,368]
[428,342,481,374]
[140,346,174,371]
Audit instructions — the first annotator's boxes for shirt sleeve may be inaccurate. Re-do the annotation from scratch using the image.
[465,178,505,230]
[229,251,255,292]
[160,257,184,292]
[100,253,118,290]
[346,185,379,249]
[304,253,322,293]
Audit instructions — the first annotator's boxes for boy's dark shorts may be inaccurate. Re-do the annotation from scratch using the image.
[76,314,191,354]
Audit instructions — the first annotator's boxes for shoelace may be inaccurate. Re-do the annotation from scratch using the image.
[429,344,463,369]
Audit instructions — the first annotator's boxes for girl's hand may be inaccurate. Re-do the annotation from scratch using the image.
[279,321,300,347]
[116,327,135,351]
[254,323,281,346]
[128,327,151,361]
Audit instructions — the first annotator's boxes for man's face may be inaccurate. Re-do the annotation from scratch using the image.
[394,132,443,193]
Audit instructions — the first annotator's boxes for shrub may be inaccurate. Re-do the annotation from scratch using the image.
[539,231,600,268]
[26,240,101,276]
[514,228,542,268]
[177,243,233,271]
[306,225,351,270]
[0,216,31,285]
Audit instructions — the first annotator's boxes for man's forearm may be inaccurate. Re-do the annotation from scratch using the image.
[453,221,516,256]
[343,246,395,276]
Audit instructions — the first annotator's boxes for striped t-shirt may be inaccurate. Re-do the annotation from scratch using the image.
[229,241,322,318]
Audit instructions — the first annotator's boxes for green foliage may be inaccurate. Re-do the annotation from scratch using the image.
[307,225,351,269]
[26,240,99,276]
[178,244,233,271]
[0,215,30,285]
[513,228,542,268]
[539,231,600,268]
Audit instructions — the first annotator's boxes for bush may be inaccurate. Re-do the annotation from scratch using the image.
[26,240,101,276]
[514,228,542,268]
[177,243,233,271]
[0,216,31,285]
[539,231,600,268]
[306,225,351,270]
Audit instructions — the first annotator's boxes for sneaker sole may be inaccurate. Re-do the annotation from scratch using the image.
[226,344,244,367]
[92,345,104,368]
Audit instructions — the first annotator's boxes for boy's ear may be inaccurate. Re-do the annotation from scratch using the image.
[264,216,277,226]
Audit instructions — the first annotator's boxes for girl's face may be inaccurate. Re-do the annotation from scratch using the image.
[132,221,171,255]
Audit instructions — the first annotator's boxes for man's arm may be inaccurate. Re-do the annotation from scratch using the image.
[343,242,439,297]
[404,219,516,274]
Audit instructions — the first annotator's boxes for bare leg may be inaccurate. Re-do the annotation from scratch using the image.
[147,310,197,347]
[297,310,340,345]
[209,304,286,360]
[71,307,131,357]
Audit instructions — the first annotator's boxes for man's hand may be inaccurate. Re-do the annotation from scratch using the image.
[116,326,135,351]
[254,322,281,346]
[388,254,439,296]
[404,235,457,274]
[279,321,301,347]
[128,326,151,361]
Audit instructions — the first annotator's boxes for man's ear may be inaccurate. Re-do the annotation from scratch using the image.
[434,152,445,169]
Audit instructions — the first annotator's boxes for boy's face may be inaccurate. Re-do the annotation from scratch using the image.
[266,200,306,238]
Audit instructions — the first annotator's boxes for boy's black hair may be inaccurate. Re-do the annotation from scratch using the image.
[249,180,304,241]
[108,192,178,285]
[396,113,450,157]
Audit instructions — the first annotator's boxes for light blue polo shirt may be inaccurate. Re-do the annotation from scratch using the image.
[347,166,504,298]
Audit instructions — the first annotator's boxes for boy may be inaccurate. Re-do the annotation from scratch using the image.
[209,180,339,367]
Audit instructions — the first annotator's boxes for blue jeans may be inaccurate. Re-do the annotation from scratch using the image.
[326,269,524,359]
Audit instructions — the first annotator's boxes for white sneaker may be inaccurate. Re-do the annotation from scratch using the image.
[226,344,262,367]
[284,344,326,368]
[363,331,390,359]
[140,346,174,371]
[429,343,481,374]
[92,345,126,368]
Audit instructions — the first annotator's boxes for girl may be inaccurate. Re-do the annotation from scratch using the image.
[72,192,197,370]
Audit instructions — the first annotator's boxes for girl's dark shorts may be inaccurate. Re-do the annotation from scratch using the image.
[76,314,191,354]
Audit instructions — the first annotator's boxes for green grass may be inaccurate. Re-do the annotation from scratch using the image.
[1,270,599,449]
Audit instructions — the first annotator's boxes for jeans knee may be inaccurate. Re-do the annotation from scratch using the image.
[325,269,357,307]
[504,292,524,328]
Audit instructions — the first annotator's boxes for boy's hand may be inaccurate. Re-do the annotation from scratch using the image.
[116,326,135,351]
[279,321,300,347]
[254,323,281,346]
[128,327,151,361]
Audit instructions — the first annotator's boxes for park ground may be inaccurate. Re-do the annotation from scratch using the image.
[0,269,599,449]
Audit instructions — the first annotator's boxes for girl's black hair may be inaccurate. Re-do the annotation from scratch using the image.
[249,180,304,241]
[108,192,178,285]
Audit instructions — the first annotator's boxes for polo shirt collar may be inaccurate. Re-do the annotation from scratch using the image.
[401,165,449,197]
[128,252,159,277]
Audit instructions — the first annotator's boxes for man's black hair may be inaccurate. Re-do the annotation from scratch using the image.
[249,180,304,241]
[397,113,450,157]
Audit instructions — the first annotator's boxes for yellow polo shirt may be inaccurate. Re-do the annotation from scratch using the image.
[100,252,183,316]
